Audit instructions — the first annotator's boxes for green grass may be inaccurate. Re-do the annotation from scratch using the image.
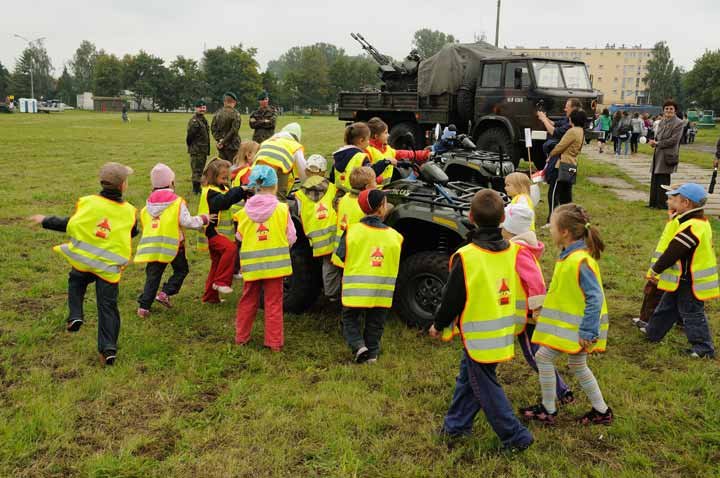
[1,111,719,477]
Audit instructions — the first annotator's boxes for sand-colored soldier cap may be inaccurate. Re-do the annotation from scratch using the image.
[99,162,134,188]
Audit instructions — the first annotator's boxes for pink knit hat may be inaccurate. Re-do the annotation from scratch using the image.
[150,163,175,188]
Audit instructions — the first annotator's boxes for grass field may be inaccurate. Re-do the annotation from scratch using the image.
[1,111,719,478]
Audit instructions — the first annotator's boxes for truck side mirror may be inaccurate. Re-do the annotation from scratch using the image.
[514,68,523,89]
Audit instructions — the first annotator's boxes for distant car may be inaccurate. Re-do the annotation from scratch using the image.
[38,100,73,113]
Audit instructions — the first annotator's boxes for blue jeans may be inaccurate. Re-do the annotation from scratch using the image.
[443,351,533,449]
[646,281,715,357]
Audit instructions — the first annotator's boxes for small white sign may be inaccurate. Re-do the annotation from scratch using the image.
[531,130,548,141]
[524,128,532,148]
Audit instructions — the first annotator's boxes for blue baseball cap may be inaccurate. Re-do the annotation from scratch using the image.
[666,182,707,203]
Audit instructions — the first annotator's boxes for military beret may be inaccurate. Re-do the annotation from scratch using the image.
[194,100,206,107]
[224,91,238,101]
[257,90,269,101]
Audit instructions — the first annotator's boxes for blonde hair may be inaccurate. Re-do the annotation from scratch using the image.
[350,166,376,191]
[552,204,605,260]
[234,141,260,167]
[202,157,232,187]
[505,172,531,197]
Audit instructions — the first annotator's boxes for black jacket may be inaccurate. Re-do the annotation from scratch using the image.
[205,186,246,239]
[42,189,139,237]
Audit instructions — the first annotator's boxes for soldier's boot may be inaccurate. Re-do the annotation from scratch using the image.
[192,181,201,195]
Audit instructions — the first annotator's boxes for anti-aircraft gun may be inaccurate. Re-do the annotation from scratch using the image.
[351,32,419,92]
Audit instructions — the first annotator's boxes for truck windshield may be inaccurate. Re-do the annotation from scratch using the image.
[532,61,592,90]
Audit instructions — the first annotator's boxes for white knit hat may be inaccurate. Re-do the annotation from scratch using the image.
[502,204,534,235]
[306,154,328,172]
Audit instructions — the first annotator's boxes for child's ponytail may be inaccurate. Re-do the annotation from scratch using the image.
[552,204,605,259]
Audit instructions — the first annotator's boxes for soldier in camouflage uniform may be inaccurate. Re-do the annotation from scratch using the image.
[249,91,277,143]
[210,91,242,164]
[186,100,210,194]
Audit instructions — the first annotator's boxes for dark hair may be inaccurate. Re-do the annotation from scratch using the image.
[633,112,639,118]
[470,189,505,227]
[613,111,622,121]
[622,110,629,117]
[601,108,610,116]
[567,98,582,110]
[663,99,679,111]
[367,117,389,138]
[552,204,605,259]
[570,109,588,127]
[344,122,371,145]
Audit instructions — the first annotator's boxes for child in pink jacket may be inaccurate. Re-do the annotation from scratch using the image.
[502,204,575,404]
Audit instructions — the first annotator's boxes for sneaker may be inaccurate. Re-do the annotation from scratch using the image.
[136,308,150,319]
[578,407,613,425]
[559,390,575,405]
[99,351,116,366]
[212,283,233,294]
[66,318,84,332]
[519,404,557,425]
[631,317,642,325]
[366,357,378,364]
[233,273,243,280]
[503,439,533,454]
[639,326,647,335]
[155,291,172,308]
[355,346,370,364]
[684,348,714,359]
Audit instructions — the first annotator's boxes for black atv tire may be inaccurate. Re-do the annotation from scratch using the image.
[394,251,450,328]
[283,243,322,314]
[475,127,521,167]
[389,122,424,150]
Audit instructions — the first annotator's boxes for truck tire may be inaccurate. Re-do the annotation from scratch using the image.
[283,243,322,314]
[394,251,450,328]
[456,65,480,123]
[389,122,424,150]
[475,127,521,167]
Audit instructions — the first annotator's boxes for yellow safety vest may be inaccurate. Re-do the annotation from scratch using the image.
[235,202,292,281]
[510,193,535,231]
[254,136,302,194]
[53,195,136,283]
[657,218,720,300]
[197,185,235,250]
[334,150,369,192]
[331,193,366,267]
[533,249,609,354]
[341,222,403,308]
[648,216,680,278]
[296,183,338,258]
[135,197,182,264]
[230,166,250,217]
[366,144,396,189]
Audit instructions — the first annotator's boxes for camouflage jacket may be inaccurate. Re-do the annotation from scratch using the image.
[186,113,210,155]
[249,106,277,142]
[211,106,241,150]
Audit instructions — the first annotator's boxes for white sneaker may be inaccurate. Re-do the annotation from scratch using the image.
[631,317,642,325]
[355,346,370,363]
[233,273,243,280]
[212,283,233,294]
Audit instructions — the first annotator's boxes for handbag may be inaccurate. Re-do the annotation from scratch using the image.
[557,162,577,184]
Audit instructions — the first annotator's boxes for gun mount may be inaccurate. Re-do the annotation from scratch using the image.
[351,32,419,92]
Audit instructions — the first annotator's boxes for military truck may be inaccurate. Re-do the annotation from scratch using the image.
[339,34,601,170]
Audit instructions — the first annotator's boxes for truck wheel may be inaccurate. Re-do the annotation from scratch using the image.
[389,122,424,150]
[283,243,322,314]
[475,127,520,167]
[394,251,450,328]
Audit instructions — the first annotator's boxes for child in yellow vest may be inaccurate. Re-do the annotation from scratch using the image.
[332,122,373,192]
[231,141,259,279]
[332,166,377,267]
[335,189,402,363]
[366,117,431,188]
[638,183,717,358]
[521,204,613,425]
[296,154,343,301]
[504,172,535,231]
[135,163,211,318]
[234,165,296,351]
[429,189,533,451]
[30,163,138,366]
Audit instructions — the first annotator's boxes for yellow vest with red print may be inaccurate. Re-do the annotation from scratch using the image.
[197,185,235,250]
[235,202,292,281]
[334,150,368,192]
[230,166,250,217]
[135,197,182,264]
[53,195,136,283]
[657,218,720,300]
[331,193,366,267]
[366,144,396,189]
[341,222,403,308]
[532,249,609,354]
[296,183,338,258]
[510,193,535,231]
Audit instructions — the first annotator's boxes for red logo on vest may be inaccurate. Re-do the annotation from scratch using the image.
[151,217,160,229]
[371,247,384,267]
[316,202,328,220]
[95,218,111,239]
[257,223,269,241]
[339,214,348,232]
[498,278,510,305]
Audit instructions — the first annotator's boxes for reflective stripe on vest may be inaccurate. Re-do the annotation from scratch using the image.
[341,223,403,308]
[296,184,338,258]
[53,195,136,283]
[197,185,235,250]
[236,202,292,281]
[533,249,610,354]
[331,193,366,267]
[254,137,301,174]
[367,144,396,189]
[135,198,182,264]
[334,151,368,192]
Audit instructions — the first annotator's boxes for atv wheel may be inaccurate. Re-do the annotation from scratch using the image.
[283,243,322,314]
[394,251,450,328]
[389,122,424,150]
[475,127,520,167]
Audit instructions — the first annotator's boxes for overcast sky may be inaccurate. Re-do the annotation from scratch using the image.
[4,0,719,74]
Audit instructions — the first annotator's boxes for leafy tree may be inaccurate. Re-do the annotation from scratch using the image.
[412,28,458,59]
[684,50,720,112]
[122,51,168,110]
[170,56,206,110]
[55,66,76,105]
[9,40,54,98]
[70,40,98,93]
[201,45,262,111]
[0,61,10,99]
[284,46,331,111]
[93,52,124,96]
[644,41,681,106]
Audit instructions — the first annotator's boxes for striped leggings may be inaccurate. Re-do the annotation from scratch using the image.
[536,346,608,414]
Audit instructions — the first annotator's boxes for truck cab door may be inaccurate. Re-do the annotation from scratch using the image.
[475,63,503,120]
[502,61,532,128]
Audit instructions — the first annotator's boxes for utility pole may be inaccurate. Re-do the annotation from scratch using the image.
[495,0,501,47]
[13,34,46,99]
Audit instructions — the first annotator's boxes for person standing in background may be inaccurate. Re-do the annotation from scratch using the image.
[630,112,644,154]
[186,100,210,194]
[649,100,684,209]
[249,91,277,143]
[211,92,242,163]
[597,109,612,154]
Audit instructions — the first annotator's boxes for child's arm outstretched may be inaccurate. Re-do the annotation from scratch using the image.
[395,149,431,163]
[578,259,603,350]
[208,187,246,213]
[179,202,210,231]
[30,214,69,232]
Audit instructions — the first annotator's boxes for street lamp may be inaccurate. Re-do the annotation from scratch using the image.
[13,34,46,99]
[495,0,501,47]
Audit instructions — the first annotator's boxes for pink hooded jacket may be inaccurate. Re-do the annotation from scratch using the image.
[235,193,297,245]
[145,189,208,241]
[511,230,546,311]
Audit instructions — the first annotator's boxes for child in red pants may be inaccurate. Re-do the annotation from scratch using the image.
[198,158,246,303]
[234,165,296,351]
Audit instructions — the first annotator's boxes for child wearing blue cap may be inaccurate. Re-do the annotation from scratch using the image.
[234,165,296,351]
[637,183,718,358]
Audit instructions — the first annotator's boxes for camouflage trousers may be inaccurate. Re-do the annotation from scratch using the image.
[217,147,238,163]
[189,154,207,183]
